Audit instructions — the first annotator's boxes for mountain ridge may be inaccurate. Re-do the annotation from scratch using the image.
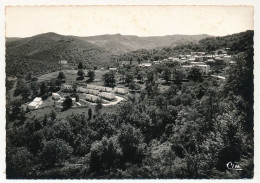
[6,32,213,54]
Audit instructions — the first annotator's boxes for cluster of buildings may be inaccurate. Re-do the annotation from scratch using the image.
[164,49,233,65]
[64,84,128,103]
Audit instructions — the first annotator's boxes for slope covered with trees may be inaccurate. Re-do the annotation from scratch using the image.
[117,30,253,61]
[6,33,113,77]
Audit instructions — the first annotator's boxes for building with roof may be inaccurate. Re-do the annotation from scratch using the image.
[223,55,232,64]
[114,87,128,95]
[59,60,68,65]
[27,97,42,110]
[99,92,115,100]
[52,93,61,100]
[109,68,117,71]
[139,63,152,67]
[85,94,100,102]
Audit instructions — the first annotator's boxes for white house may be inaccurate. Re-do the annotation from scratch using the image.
[109,68,117,71]
[85,94,100,102]
[62,84,72,90]
[99,92,115,100]
[223,55,232,64]
[77,87,88,93]
[59,60,68,65]
[27,97,42,110]
[52,93,61,100]
[114,87,127,95]
[86,89,99,95]
[139,63,152,67]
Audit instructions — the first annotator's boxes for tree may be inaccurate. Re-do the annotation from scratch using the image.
[63,97,73,110]
[77,69,85,77]
[14,78,28,97]
[87,70,95,82]
[21,85,30,100]
[125,72,135,85]
[72,83,77,93]
[50,110,57,121]
[25,73,32,81]
[41,139,73,167]
[95,98,103,114]
[78,62,83,69]
[90,137,119,172]
[88,108,93,120]
[6,79,15,91]
[103,71,116,87]
[6,146,34,178]
[30,81,39,98]
[136,70,146,82]
[57,71,66,80]
[172,69,185,85]
[162,66,171,83]
[40,82,47,95]
[129,81,136,91]
[118,124,145,163]
[187,67,203,82]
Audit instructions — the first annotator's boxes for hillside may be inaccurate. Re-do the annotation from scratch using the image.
[6,33,113,76]
[117,30,254,61]
[6,32,212,76]
[78,34,212,54]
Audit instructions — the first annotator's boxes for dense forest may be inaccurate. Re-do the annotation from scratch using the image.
[6,30,254,179]
[117,30,253,62]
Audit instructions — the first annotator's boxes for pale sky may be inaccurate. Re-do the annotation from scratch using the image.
[5,6,253,37]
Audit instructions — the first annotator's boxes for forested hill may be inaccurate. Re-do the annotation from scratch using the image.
[5,31,253,77]
[79,34,212,54]
[117,30,254,61]
[5,32,113,77]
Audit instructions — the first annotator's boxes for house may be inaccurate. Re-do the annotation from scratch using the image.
[77,87,89,93]
[86,84,96,89]
[223,55,232,64]
[188,58,196,62]
[206,59,215,64]
[139,63,152,67]
[76,102,81,106]
[52,93,61,100]
[27,97,42,110]
[85,94,100,102]
[59,60,68,65]
[109,68,117,71]
[86,89,99,95]
[62,84,72,90]
[99,92,115,100]
[114,87,127,95]
[100,87,113,92]
[214,57,224,64]
[195,56,204,62]
[153,61,160,65]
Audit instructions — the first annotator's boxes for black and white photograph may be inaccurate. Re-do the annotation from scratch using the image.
[2,3,257,180]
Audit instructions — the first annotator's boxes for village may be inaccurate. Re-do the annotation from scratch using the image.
[23,47,234,112]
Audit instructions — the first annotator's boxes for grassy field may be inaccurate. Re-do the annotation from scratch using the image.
[27,101,119,120]
[37,69,108,85]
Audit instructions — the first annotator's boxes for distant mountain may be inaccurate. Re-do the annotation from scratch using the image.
[77,34,212,54]
[6,32,113,76]
[6,32,212,76]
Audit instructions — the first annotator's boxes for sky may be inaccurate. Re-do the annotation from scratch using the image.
[5,5,254,37]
